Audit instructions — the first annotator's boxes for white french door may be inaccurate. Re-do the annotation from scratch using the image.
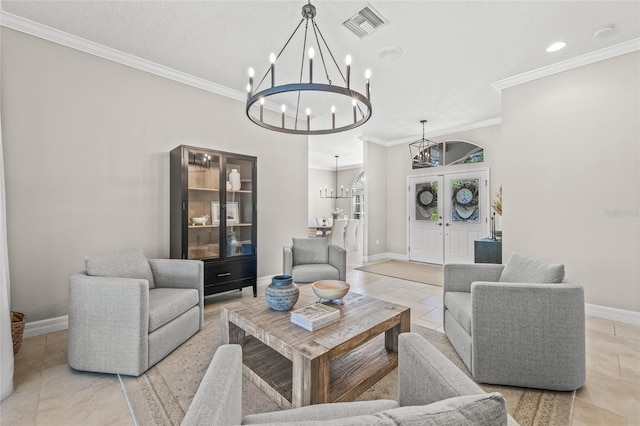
[408,176,444,264]
[408,170,489,265]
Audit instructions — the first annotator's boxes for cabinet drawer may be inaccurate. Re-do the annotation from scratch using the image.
[205,258,256,286]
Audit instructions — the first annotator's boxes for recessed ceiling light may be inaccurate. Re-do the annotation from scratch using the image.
[546,41,567,53]
[377,46,403,61]
[594,24,615,38]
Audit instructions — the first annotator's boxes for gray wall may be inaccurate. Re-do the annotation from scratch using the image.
[501,51,639,312]
[1,28,308,321]
[364,141,387,257]
[308,167,335,225]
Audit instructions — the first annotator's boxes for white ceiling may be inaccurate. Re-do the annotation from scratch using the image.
[2,1,639,169]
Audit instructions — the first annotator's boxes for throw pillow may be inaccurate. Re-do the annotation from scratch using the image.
[85,248,155,288]
[376,393,507,426]
[292,237,329,265]
[499,253,565,283]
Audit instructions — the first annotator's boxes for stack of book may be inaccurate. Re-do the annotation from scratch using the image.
[290,303,340,331]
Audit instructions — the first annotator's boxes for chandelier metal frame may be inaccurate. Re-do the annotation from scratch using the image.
[320,155,352,199]
[245,2,372,135]
[409,120,439,168]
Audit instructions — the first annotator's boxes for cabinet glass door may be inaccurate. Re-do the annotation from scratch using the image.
[187,150,221,260]
[224,157,254,257]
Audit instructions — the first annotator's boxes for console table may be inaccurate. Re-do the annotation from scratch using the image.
[474,238,502,264]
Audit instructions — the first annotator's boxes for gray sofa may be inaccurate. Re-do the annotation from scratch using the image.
[283,237,346,283]
[443,253,585,391]
[68,249,203,376]
[182,332,511,425]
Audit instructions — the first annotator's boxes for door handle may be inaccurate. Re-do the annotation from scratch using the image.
[217,272,231,277]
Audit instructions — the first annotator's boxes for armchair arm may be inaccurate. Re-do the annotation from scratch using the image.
[398,332,485,407]
[471,280,585,390]
[283,246,293,276]
[68,274,149,376]
[443,263,504,294]
[328,244,346,281]
[149,259,204,330]
[148,259,203,290]
[182,345,242,426]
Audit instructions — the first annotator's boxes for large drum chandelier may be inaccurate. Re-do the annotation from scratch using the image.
[245,2,373,135]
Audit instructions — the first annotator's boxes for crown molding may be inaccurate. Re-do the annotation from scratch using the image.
[492,38,640,92]
[385,117,502,147]
[0,11,247,103]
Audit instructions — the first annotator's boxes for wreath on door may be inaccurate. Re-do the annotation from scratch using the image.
[416,184,438,209]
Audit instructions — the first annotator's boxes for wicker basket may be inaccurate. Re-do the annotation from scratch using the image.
[11,311,25,354]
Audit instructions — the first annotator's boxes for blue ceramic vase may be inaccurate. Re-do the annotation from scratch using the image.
[265,275,299,311]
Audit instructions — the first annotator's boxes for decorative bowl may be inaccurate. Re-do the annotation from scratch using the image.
[191,215,209,225]
[311,280,350,304]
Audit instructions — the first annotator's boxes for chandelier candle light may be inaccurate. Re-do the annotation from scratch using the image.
[320,155,351,199]
[245,2,372,135]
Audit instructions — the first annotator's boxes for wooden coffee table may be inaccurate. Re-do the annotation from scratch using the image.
[220,285,410,408]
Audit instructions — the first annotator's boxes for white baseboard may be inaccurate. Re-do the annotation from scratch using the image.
[585,304,640,326]
[24,315,68,338]
[363,252,409,263]
[387,252,409,261]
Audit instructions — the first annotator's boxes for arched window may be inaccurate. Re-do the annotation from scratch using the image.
[411,140,483,169]
[351,171,364,219]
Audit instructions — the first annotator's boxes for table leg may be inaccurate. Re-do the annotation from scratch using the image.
[291,353,330,407]
[220,309,245,346]
[385,309,411,351]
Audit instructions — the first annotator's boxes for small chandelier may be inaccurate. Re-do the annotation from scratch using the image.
[409,120,440,168]
[320,156,351,198]
[246,2,372,135]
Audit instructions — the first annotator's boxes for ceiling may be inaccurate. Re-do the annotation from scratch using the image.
[2,1,639,169]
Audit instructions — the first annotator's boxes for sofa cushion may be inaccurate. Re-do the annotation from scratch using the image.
[148,288,199,332]
[499,253,565,284]
[376,392,507,426]
[242,400,399,425]
[444,292,472,334]
[85,248,155,289]
[292,238,329,265]
[242,394,506,426]
[292,264,340,283]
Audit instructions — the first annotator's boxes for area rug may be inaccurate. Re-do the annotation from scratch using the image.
[355,260,443,286]
[122,307,574,425]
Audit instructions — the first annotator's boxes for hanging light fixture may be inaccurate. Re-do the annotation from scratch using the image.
[246,2,372,135]
[409,120,440,168]
[320,155,351,198]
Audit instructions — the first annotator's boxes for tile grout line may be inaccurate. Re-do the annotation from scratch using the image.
[118,374,139,426]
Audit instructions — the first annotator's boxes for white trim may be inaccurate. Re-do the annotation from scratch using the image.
[385,118,502,147]
[585,304,640,326]
[0,11,246,102]
[386,252,409,261]
[24,315,68,338]
[492,38,640,92]
[363,252,409,262]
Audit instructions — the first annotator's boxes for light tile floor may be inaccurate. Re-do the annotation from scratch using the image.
[2,255,639,425]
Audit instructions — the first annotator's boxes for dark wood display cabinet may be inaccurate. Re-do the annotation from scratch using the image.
[170,145,257,297]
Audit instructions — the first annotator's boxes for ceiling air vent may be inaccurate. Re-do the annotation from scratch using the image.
[343,4,388,38]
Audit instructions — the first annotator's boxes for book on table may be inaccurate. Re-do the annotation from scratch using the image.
[290,303,340,331]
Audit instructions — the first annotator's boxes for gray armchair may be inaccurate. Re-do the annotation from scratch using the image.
[443,253,585,391]
[68,249,203,376]
[182,333,510,426]
[283,238,346,283]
